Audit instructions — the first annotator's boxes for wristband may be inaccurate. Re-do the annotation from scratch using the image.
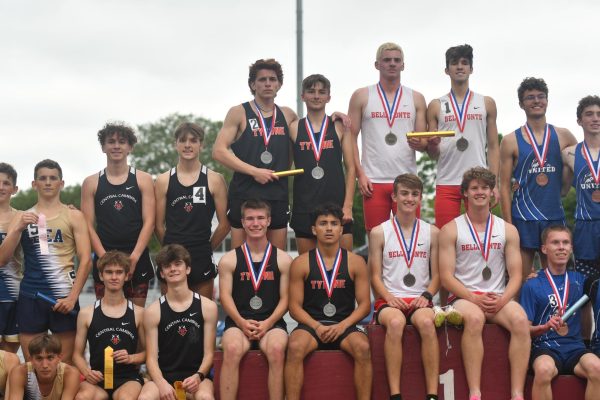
[420,291,433,302]
[196,371,205,381]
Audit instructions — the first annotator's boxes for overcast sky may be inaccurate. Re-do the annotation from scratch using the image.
[1,0,598,190]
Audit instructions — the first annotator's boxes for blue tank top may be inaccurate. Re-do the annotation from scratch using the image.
[573,142,600,221]
[511,125,563,221]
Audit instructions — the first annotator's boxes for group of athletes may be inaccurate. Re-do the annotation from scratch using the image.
[0,40,599,400]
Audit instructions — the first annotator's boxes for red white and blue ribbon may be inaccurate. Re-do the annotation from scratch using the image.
[582,141,600,184]
[242,241,272,293]
[254,101,278,148]
[391,217,420,271]
[304,115,329,163]
[316,248,342,299]
[376,83,402,129]
[523,123,550,168]
[449,89,473,133]
[464,213,494,264]
[544,269,569,316]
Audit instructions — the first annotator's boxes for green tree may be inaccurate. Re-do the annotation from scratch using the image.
[10,185,81,211]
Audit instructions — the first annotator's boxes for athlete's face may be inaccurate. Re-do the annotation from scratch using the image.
[0,173,17,204]
[375,50,404,80]
[32,168,64,199]
[241,208,271,239]
[159,259,191,283]
[392,184,422,214]
[463,179,492,207]
[176,133,202,160]
[251,69,281,100]
[578,105,600,136]
[102,133,133,161]
[445,57,473,83]
[541,230,572,267]
[519,89,548,118]
[301,82,331,113]
[100,263,127,290]
[31,351,61,381]
[311,214,343,244]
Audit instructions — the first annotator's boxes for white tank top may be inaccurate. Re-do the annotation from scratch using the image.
[381,218,431,297]
[453,214,506,294]
[361,84,417,183]
[436,92,488,185]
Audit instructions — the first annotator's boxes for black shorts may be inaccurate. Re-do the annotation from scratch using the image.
[227,198,289,229]
[163,368,214,385]
[530,347,591,374]
[93,247,155,284]
[17,293,79,333]
[294,321,364,350]
[224,316,287,349]
[0,301,18,340]
[98,374,144,398]
[291,211,353,239]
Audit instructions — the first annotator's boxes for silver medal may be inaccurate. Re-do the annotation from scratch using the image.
[260,150,273,164]
[482,266,492,281]
[323,302,336,317]
[249,295,263,310]
[311,166,325,180]
[403,273,416,287]
[456,137,469,151]
[385,132,397,145]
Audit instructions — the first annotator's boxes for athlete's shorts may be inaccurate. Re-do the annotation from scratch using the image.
[224,317,287,349]
[373,297,432,324]
[512,219,565,250]
[435,185,466,229]
[575,259,600,282]
[291,211,353,239]
[0,302,19,342]
[294,321,365,350]
[574,220,600,261]
[16,293,79,333]
[530,346,590,374]
[163,368,214,385]
[98,374,144,398]
[227,198,289,229]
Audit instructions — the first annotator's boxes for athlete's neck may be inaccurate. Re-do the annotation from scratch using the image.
[35,369,58,386]
[245,236,270,259]
[378,78,401,93]
[105,159,130,176]
[165,283,193,303]
[253,96,276,113]
[101,290,127,306]
[0,202,13,215]
[450,82,470,99]
[394,212,417,229]
[465,208,490,226]
[177,158,202,173]
[546,263,567,275]
[317,243,341,259]
[34,198,63,216]
[306,110,327,128]
[525,117,548,133]
[584,133,600,150]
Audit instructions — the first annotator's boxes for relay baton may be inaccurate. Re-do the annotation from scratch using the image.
[273,168,304,177]
[35,292,78,316]
[561,295,589,323]
[406,130,455,138]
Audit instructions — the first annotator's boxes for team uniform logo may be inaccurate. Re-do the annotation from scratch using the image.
[184,202,193,213]
[111,334,120,345]
[178,325,188,337]
[114,201,124,211]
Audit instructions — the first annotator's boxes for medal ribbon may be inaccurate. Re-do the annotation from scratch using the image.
[304,115,329,163]
[376,83,402,129]
[254,101,278,148]
[582,141,600,184]
[449,89,473,133]
[315,248,342,299]
[37,213,50,255]
[242,242,272,293]
[391,217,420,271]
[544,269,569,316]
[523,123,550,168]
[464,213,494,264]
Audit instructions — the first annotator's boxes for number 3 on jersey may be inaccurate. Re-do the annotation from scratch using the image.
[193,186,206,204]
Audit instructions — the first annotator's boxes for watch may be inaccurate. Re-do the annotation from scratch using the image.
[196,371,205,381]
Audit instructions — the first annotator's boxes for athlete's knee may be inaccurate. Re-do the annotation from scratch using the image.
[194,390,215,400]
[286,337,310,362]
[385,318,405,340]
[222,339,246,362]
[414,316,436,336]
[533,360,557,383]
[349,337,371,363]
[462,311,485,331]
[509,313,531,337]
[265,340,287,365]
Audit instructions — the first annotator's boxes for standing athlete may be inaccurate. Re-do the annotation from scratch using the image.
[348,42,428,232]
[499,78,576,279]
[155,122,229,298]
[81,122,156,306]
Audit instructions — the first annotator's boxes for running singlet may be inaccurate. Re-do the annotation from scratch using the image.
[87,300,139,380]
[94,167,143,249]
[158,293,204,382]
[25,361,65,400]
[436,92,487,185]
[303,249,355,323]
[164,165,215,248]
[229,102,289,201]
[20,205,75,299]
[512,125,564,221]
[361,84,416,182]
[573,142,600,221]
[381,218,431,297]
[453,214,506,295]
[228,245,280,324]
[292,116,345,211]
[0,214,22,302]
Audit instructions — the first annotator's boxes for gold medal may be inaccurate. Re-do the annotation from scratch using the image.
[104,346,114,390]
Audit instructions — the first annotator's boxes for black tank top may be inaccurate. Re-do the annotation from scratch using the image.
[225,245,281,324]
[158,293,204,381]
[87,300,139,379]
[292,116,345,212]
[304,249,355,322]
[94,167,143,249]
[229,102,289,201]
[164,165,215,249]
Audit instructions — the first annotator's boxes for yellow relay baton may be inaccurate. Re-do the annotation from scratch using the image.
[406,130,456,138]
[273,168,304,177]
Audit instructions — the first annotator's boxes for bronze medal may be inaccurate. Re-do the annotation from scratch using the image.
[456,137,469,151]
[385,132,397,145]
[536,173,549,186]
[403,273,416,287]
[482,266,492,281]
[592,190,600,203]
[556,324,569,336]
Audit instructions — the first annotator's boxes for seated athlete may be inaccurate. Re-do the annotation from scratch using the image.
[73,251,145,400]
[285,203,372,400]
[0,350,19,398]
[8,333,79,400]
[369,174,439,400]
[139,244,217,400]
[218,199,292,400]
[521,225,600,400]
[439,167,530,400]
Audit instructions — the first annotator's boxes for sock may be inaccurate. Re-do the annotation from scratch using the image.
[425,395,438,400]
[390,395,402,400]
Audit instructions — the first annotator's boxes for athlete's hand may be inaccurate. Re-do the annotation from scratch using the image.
[407,137,427,152]
[470,292,489,313]
[54,296,76,314]
[331,112,352,128]
[321,323,346,343]
[411,296,430,309]
[386,296,410,311]
[491,187,500,208]
[545,315,563,333]
[84,369,103,385]
[427,136,442,146]
[157,378,177,400]
[128,253,139,281]
[251,319,273,340]
[252,168,277,185]
[481,292,503,314]
[240,319,259,339]
[357,174,373,197]
[181,373,201,394]
[342,206,353,224]
[112,349,131,364]
[15,211,38,231]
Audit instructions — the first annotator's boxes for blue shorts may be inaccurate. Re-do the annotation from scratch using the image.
[16,293,79,334]
[512,219,565,250]
[0,302,19,341]
[531,346,590,374]
[574,220,600,260]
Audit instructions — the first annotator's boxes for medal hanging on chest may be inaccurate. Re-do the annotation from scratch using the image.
[316,248,342,317]
[391,217,420,288]
[523,123,551,187]
[254,101,277,165]
[449,89,473,151]
[464,213,494,281]
[242,242,273,310]
[582,141,600,203]
[376,83,402,146]
[544,269,570,336]
[304,115,329,180]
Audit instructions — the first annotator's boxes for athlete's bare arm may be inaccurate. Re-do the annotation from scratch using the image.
[0,211,33,266]
[338,121,356,223]
[288,119,300,143]
[348,87,372,197]
[61,364,81,400]
[484,96,501,205]
[72,306,98,383]
[129,171,156,276]
[144,300,176,398]
[207,170,230,251]
[287,253,317,328]
[407,90,428,152]
[499,132,518,222]
[499,223,523,305]
[425,99,442,159]
[425,226,441,297]
[80,173,106,258]
[212,105,278,185]
[7,364,27,400]
[561,145,577,197]
[153,171,169,244]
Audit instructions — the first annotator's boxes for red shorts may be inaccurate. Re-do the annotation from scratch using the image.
[363,183,420,231]
[447,290,485,304]
[434,185,468,229]
[373,297,432,323]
